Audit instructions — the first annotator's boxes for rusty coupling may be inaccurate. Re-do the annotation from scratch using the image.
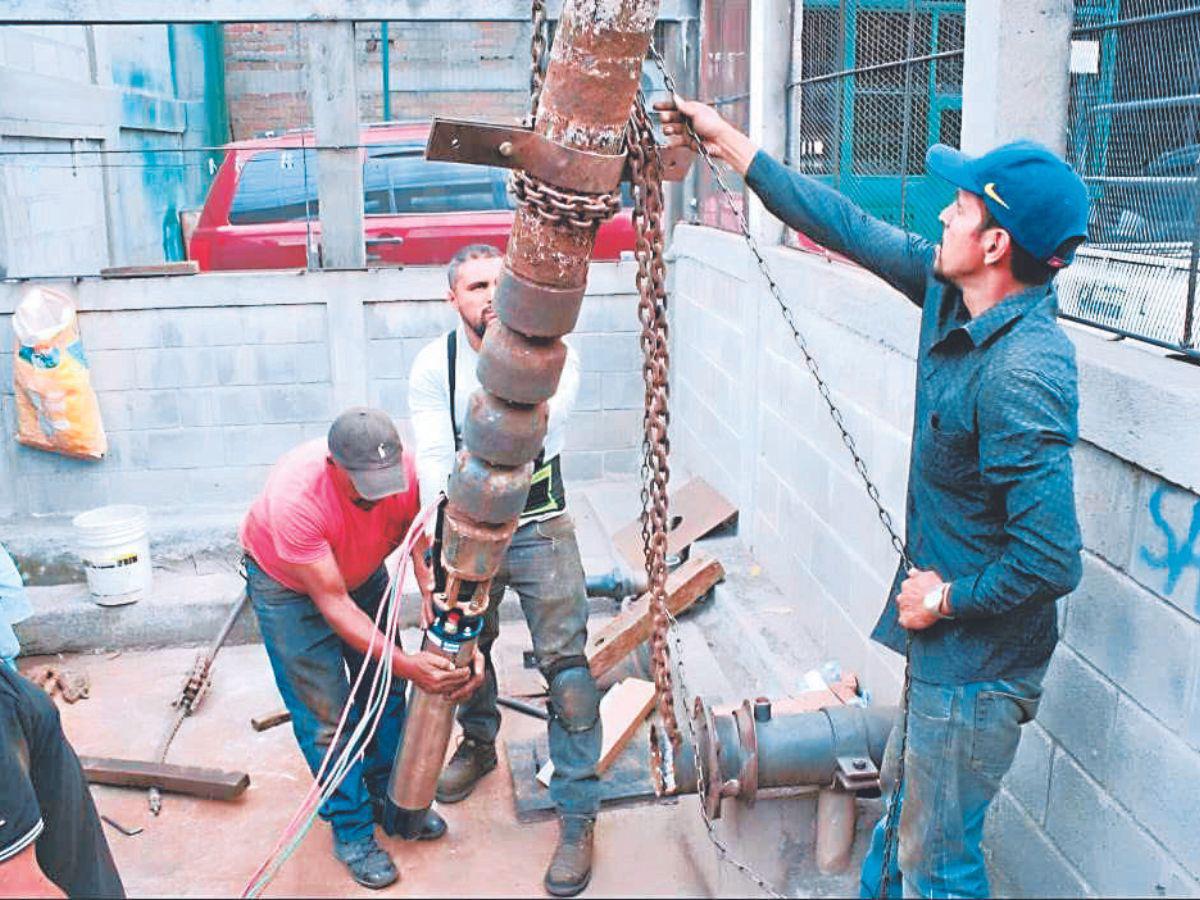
[651,695,897,820]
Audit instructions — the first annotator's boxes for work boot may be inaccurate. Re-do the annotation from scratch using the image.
[373,796,448,841]
[332,835,399,890]
[543,814,595,897]
[435,737,497,803]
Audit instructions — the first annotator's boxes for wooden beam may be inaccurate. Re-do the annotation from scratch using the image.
[611,477,738,572]
[586,552,724,679]
[537,677,656,786]
[80,756,250,801]
[100,262,198,279]
[0,1,699,24]
[250,708,292,732]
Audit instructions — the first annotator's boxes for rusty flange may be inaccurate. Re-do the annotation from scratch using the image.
[731,699,759,807]
[494,267,587,338]
[476,323,567,404]
[446,453,533,525]
[692,696,725,821]
[462,391,548,467]
[440,509,515,582]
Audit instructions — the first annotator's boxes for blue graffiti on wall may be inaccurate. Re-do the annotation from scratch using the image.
[1138,486,1200,613]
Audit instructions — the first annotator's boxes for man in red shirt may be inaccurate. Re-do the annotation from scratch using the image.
[241,407,483,890]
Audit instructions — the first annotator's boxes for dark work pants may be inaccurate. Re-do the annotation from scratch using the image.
[247,559,406,846]
[455,514,602,816]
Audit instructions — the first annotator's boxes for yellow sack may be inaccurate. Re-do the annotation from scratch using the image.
[12,285,107,460]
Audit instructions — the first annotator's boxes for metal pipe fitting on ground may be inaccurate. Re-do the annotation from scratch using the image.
[650,696,897,820]
[388,0,662,825]
[584,566,651,599]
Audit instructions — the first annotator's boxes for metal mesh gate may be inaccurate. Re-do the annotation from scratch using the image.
[786,0,965,248]
[1059,0,1200,357]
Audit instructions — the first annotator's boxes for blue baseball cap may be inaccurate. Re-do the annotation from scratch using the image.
[926,140,1089,268]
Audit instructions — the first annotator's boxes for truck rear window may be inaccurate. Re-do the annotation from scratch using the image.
[229,149,321,225]
[364,145,513,215]
[229,144,515,225]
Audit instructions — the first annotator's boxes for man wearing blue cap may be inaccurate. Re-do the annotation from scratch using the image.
[659,99,1087,898]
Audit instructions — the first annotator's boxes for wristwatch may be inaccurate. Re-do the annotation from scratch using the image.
[922,582,953,619]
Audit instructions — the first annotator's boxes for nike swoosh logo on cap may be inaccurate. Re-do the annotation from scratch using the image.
[983,182,1011,210]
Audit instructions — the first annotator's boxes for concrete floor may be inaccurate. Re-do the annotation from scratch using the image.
[38,619,705,898]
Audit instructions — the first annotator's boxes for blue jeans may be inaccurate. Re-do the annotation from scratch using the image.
[859,667,1046,899]
[456,514,602,816]
[246,558,406,845]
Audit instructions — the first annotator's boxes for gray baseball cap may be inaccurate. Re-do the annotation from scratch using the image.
[328,407,408,501]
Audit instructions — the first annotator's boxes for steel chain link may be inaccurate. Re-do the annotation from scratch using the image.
[666,607,788,898]
[510,169,623,230]
[647,41,916,900]
[626,95,679,749]
[516,0,622,233]
[529,0,547,124]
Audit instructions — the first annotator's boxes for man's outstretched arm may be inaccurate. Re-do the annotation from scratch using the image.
[657,97,935,306]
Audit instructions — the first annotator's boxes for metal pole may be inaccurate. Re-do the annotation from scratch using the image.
[387,0,662,829]
[897,0,918,228]
[650,697,896,820]
[381,21,391,121]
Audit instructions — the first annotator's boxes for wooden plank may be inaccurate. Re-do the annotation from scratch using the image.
[586,552,724,679]
[536,678,656,786]
[99,261,198,278]
[611,476,738,571]
[505,725,656,821]
[251,708,292,732]
[80,756,250,801]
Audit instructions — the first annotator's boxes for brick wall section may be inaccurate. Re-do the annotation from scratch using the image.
[669,225,1200,898]
[223,23,311,139]
[0,264,644,523]
[222,21,531,140]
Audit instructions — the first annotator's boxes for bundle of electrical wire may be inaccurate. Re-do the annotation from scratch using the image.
[240,500,437,898]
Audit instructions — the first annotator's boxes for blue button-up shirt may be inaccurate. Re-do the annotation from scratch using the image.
[746,151,1083,683]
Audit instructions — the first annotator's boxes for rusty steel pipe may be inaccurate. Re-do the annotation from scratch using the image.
[388,0,662,823]
[650,697,897,820]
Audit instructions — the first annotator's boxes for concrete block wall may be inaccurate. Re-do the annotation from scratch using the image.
[0,263,644,529]
[0,23,226,277]
[668,224,1200,897]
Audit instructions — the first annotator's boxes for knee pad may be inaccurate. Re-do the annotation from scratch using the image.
[547,662,600,734]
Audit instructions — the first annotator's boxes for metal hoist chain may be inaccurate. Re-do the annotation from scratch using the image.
[646,42,916,899]
[626,96,679,749]
[510,171,622,230]
[665,605,788,899]
[630,105,787,892]
[528,0,547,124]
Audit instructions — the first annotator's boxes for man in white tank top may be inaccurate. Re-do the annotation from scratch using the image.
[408,244,601,897]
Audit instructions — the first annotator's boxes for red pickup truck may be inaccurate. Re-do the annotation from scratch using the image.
[188,122,636,270]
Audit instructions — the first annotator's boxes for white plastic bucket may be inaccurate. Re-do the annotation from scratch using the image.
[72,505,152,606]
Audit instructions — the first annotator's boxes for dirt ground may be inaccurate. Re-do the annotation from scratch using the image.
[36,627,705,898]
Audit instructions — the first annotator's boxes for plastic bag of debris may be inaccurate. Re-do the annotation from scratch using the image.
[11,284,107,460]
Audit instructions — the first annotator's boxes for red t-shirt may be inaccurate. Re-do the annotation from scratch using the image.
[239,439,420,593]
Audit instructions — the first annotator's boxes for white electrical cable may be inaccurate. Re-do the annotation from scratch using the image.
[242,502,437,897]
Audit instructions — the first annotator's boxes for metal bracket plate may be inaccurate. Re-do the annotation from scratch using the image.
[833,754,880,793]
[425,117,696,193]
